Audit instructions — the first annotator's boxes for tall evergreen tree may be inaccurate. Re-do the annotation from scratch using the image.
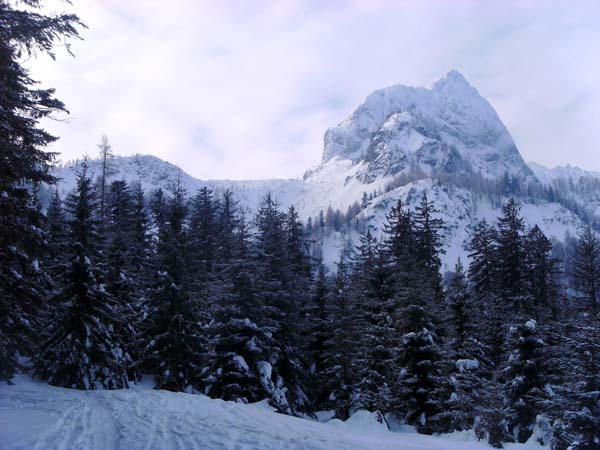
[468,219,498,300]
[350,231,396,414]
[104,180,135,305]
[523,225,559,321]
[322,258,356,420]
[45,189,68,279]
[252,193,309,414]
[189,186,220,277]
[0,0,82,382]
[204,211,275,404]
[572,225,600,316]
[413,192,445,300]
[437,259,491,433]
[503,319,548,443]
[496,198,527,304]
[304,262,329,406]
[137,183,204,392]
[35,163,128,389]
[396,304,445,433]
[129,181,151,285]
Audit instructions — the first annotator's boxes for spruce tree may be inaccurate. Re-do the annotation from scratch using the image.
[252,193,309,414]
[468,219,498,300]
[130,181,151,282]
[497,198,527,309]
[204,212,274,403]
[137,183,203,392]
[396,304,445,433]
[572,225,600,316]
[304,262,329,407]
[468,219,506,365]
[383,198,420,306]
[503,319,548,443]
[189,186,220,277]
[0,0,82,382]
[523,225,559,321]
[322,258,356,420]
[35,163,128,389]
[45,189,68,281]
[437,259,491,432]
[104,180,136,306]
[350,231,395,414]
[414,192,445,300]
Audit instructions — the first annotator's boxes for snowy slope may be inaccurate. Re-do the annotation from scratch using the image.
[0,376,543,450]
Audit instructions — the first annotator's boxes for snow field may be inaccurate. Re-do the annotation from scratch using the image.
[1,375,543,450]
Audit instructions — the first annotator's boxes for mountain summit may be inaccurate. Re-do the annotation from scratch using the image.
[322,70,532,182]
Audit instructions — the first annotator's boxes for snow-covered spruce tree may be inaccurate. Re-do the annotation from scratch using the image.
[303,261,330,408]
[204,211,275,403]
[104,180,141,377]
[572,225,600,316]
[189,186,220,279]
[322,257,356,420]
[433,259,492,433]
[468,219,507,366]
[215,189,238,263]
[251,194,310,414]
[503,319,549,443]
[413,192,445,302]
[35,163,128,389]
[284,205,313,402]
[523,225,560,322]
[468,219,498,300]
[349,231,396,415]
[382,198,420,307]
[137,182,204,392]
[129,181,152,287]
[104,181,136,306]
[396,304,446,434]
[497,198,530,315]
[0,0,82,382]
[44,189,68,284]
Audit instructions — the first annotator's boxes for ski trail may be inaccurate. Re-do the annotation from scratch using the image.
[31,390,118,450]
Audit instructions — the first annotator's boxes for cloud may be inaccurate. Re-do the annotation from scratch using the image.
[29,0,600,179]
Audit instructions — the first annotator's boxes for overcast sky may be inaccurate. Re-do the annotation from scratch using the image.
[30,0,600,180]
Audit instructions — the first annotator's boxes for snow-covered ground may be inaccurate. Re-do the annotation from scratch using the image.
[0,375,543,450]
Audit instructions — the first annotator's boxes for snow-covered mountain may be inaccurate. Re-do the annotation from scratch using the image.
[528,162,600,184]
[322,70,534,182]
[53,71,596,270]
[528,161,600,220]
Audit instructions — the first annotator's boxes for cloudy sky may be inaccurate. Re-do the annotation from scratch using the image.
[30,0,600,179]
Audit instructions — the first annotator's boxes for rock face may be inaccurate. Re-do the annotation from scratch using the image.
[322,70,533,182]
[52,71,596,269]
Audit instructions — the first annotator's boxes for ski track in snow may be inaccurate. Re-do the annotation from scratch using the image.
[0,376,543,450]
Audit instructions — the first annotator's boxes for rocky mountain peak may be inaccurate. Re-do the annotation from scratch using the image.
[321,71,533,182]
